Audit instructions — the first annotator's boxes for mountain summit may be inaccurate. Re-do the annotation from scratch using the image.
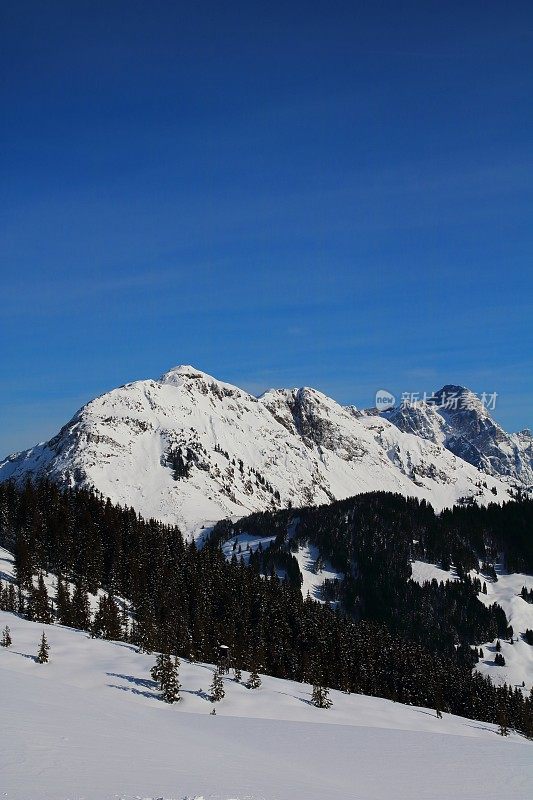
[384,385,533,486]
[0,367,527,534]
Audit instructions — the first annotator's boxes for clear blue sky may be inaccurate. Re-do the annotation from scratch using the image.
[1,1,532,456]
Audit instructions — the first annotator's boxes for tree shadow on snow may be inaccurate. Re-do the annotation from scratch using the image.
[107,671,162,700]
[107,671,158,691]
[106,640,142,654]
[464,721,497,735]
[13,651,38,663]
[276,690,314,707]
[107,683,161,701]
[181,687,211,701]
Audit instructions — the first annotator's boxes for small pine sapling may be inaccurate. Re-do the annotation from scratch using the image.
[247,666,262,689]
[312,683,332,709]
[150,653,166,685]
[210,669,225,702]
[1,625,12,647]
[36,632,50,663]
[160,656,181,704]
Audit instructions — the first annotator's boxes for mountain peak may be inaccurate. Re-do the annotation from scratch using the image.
[384,383,532,485]
[433,385,492,417]
[159,364,216,382]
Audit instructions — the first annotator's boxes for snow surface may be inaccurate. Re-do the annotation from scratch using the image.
[2,608,533,800]
[410,560,460,585]
[220,536,343,603]
[0,366,516,535]
[221,533,277,564]
[476,567,533,691]
[294,543,342,602]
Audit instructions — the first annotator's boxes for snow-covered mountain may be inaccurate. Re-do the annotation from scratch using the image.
[0,366,524,534]
[384,385,533,487]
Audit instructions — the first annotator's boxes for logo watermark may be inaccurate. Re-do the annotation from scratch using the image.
[375,389,396,411]
[374,389,498,412]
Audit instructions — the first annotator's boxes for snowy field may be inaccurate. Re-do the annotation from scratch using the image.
[1,608,533,800]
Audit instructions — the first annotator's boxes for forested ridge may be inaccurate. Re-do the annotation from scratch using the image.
[0,479,532,736]
[212,493,533,655]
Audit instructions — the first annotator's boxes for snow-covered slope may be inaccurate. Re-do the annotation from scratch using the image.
[1,604,532,800]
[476,569,533,690]
[385,386,533,487]
[221,533,343,603]
[0,366,518,534]
[411,559,533,691]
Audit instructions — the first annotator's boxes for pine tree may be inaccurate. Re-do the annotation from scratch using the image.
[498,707,510,736]
[210,669,225,702]
[120,599,129,640]
[5,583,16,612]
[135,603,158,654]
[55,579,71,625]
[28,573,53,624]
[92,594,122,640]
[71,583,91,630]
[150,653,181,702]
[160,655,181,703]
[150,653,166,685]
[312,683,333,709]
[234,666,242,682]
[434,682,444,719]
[247,666,262,689]
[16,586,25,616]
[14,530,33,589]
[1,625,12,647]
[36,632,50,664]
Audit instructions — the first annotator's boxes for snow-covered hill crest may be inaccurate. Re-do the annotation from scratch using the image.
[0,366,524,533]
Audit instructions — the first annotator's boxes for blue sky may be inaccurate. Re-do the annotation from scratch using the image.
[1,1,532,455]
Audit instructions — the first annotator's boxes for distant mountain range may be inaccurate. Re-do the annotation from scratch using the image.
[0,366,530,534]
